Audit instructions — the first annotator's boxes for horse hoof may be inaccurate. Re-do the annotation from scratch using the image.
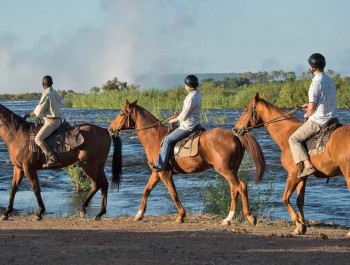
[301,224,307,234]
[293,223,306,235]
[0,215,9,221]
[134,211,144,222]
[222,220,231,226]
[79,210,86,218]
[94,216,102,221]
[247,216,257,226]
[34,216,42,221]
[175,217,184,223]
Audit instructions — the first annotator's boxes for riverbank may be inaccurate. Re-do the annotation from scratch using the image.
[0,214,349,264]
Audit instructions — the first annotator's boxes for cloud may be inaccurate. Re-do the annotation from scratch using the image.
[0,0,201,93]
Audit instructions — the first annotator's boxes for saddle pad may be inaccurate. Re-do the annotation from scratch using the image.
[306,121,342,156]
[174,133,202,159]
[29,124,84,153]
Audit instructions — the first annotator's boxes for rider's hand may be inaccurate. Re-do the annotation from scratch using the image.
[169,118,178,124]
[301,103,308,111]
[173,111,179,116]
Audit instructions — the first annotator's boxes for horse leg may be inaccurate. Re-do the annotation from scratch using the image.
[296,180,307,227]
[80,165,106,220]
[282,175,306,235]
[1,167,24,220]
[158,171,186,223]
[24,169,46,221]
[222,186,239,225]
[94,165,109,220]
[220,171,256,226]
[338,164,350,237]
[135,171,160,221]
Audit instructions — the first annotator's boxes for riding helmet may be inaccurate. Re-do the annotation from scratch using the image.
[184,75,199,88]
[308,53,326,69]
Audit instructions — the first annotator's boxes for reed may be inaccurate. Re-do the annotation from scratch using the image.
[202,156,274,221]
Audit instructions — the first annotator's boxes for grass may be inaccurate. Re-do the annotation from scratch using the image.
[202,156,275,221]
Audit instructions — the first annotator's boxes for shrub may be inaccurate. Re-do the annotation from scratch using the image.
[64,163,90,191]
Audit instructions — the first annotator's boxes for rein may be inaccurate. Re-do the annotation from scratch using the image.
[248,108,299,130]
[234,106,299,135]
[134,113,177,132]
[119,111,177,133]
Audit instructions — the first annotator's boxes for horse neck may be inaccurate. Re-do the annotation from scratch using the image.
[134,107,168,158]
[0,105,24,145]
[257,101,300,150]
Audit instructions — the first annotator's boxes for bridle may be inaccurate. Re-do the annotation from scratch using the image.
[234,104,298,135]
[116,106,176,133]
[117,107,136,131]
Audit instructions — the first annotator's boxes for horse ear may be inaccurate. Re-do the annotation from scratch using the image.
[131,99,139,105]
[255,93,260,101]
[126,99,130,106]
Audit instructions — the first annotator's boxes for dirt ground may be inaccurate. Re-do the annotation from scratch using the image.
[0,214,349,265]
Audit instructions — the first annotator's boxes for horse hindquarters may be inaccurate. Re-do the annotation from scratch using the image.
[199,129,258,225]
[327,127,350,190]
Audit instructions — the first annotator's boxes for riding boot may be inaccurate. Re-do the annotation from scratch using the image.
[38,142,62,169]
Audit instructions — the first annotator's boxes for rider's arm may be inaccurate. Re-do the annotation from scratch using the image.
[304,102,316,118]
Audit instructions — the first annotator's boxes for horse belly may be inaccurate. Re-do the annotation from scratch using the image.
[176,156,211,173]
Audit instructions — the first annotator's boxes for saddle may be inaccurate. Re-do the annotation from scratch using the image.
[173,124,206,159]
[305,118,342,156]
[29,120,84,153]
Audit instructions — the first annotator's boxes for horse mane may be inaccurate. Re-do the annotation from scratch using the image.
[0,103,31,136]
[135,105,159,122]
[258,98,301,124]
[135,104,169,131]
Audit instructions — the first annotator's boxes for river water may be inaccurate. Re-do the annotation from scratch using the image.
[0,100,349,227]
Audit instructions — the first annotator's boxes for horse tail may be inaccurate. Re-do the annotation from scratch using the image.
[111,134,122,190]
[237,132,265,184]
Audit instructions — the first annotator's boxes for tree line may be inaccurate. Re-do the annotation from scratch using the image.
[2,70,350,109]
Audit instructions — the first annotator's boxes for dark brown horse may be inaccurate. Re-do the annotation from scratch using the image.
[0,103,122,220]
[108,99,265,225]
[234,93,350,235]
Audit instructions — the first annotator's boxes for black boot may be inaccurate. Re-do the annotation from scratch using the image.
[39,142,61,169]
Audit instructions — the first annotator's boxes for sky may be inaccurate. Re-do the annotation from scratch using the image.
[0,0,350,93]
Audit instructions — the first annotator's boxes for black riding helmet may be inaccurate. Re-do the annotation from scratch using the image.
[308,53,326,69]
[184,75,199,88]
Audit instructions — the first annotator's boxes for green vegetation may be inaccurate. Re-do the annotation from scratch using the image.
[64,163,90,191]
[202,157,275,221]
[62,71,350,110]
[0,93,41,101]
[2,71,350,109]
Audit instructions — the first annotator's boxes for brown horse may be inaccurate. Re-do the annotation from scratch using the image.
[0,103,122,220]
[108,99,265,225]
[234,93,350,235]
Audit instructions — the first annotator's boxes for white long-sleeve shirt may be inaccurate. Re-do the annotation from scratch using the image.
[308,72,337,126]
[177,89,202,130]
[33,87,62,119]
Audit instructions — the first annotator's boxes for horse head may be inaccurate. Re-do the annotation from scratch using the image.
[233,93,262,135]
[109,99,138,136]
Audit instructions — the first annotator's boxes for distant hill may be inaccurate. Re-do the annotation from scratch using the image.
[134,73,239,89]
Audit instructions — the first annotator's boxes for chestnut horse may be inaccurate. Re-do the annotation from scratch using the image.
[109,99,265,225]
[0,103,122,220]
[234,93,350,235]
